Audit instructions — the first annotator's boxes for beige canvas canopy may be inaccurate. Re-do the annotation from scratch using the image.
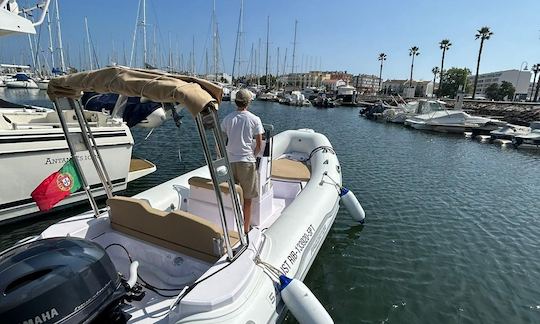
[47,66,223,116]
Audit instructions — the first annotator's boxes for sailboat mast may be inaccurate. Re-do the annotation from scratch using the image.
[168,32,173,71]
[249,43,254,84]
[231,0,244,83]
[191,36,195,75]
[265,16,270,88]
[276,47,280,88]
[142,0,147,66]
[282,48,288,87]
[212,0,218,81]
[291,20,298,88]
[205,49,209,77]
[84,17,93,70]
[129,0,142,67]
[54,0,65,72]
[153,25,157,67]
[46,11,55,71]
[257,38,261,86]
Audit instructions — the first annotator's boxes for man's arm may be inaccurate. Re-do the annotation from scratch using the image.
[254,133,262,156]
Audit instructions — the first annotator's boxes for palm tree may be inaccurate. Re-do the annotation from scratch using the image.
[377,53,387,92]
[472,27,493,99]
[438,39,452,96]
[408,46,420,87]
[432,67,440,96]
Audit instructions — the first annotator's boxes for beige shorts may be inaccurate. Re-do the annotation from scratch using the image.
[231,162,259,199]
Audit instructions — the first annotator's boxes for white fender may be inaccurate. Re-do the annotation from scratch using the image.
[340,187,365,223]
[279,275,334,324]
[126,261,139,288]
[137,107,167,128]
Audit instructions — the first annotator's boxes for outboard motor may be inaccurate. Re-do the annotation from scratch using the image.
[0,237,137,323]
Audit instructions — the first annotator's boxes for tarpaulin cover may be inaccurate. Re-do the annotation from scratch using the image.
[47,66,223,116]
[81,92,162,127]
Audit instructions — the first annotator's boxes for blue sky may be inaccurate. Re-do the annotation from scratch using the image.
[2,0,539,81]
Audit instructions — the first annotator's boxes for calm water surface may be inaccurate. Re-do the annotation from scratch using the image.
[1,88,539,323]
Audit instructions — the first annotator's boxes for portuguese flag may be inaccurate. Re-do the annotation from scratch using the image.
[31,159,82,211]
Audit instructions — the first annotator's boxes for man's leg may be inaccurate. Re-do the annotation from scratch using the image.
[243,198,252,234]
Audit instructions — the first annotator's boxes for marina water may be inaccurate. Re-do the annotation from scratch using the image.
[1,88,539,323]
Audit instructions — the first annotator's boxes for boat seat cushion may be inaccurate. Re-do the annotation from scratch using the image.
[188,176,243,203]
[271,159,311,182]
[107,196,238,263]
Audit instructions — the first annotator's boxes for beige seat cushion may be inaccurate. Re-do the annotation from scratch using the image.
[271,159,311,182]
[107,196,238,263]
[188,176,243,203]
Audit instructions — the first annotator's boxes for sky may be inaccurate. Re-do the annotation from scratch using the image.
[1,0,540,81]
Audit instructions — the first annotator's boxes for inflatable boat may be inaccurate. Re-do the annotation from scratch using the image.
[0,67,364,323]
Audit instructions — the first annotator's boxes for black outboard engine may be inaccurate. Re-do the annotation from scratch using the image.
[0,237,133,323]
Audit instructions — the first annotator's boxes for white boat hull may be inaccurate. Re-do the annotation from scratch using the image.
[5,80,39,89]
[0,125,134,223]
[37,80,49,90]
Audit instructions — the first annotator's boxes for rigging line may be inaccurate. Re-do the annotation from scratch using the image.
[196,6,213,75]
[88,28,100,69]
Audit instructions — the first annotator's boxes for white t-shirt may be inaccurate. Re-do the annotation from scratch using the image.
[220,110,264,163]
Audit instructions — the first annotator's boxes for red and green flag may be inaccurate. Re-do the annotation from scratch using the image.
[31,159,82,211]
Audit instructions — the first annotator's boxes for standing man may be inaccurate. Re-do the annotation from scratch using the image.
[221,89,264,233]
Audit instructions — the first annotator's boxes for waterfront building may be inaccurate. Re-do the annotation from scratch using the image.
[467,69,532,100]
[353,74,381,94]
[322,79,347,91]
[278,70,351,89]
[381,79,433,98]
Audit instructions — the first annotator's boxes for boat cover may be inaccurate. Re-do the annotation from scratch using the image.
[47,66,223,116]
[14,73,30,81]
[81,92,162,127]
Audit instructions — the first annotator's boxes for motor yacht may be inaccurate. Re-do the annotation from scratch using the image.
[336,85,357,106]
[383,99,446,124]
[404,109,507,134]
[512,121,540,148]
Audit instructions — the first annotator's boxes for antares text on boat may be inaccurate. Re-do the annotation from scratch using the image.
[0,67,364,323]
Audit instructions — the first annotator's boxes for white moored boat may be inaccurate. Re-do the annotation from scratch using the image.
[5,73,39,89]
[0,3,165,224]
[0,67,364,323]
[0,99,160,224]
[512,121,540,149]
[383,99,446,124]
[404,110,507,134]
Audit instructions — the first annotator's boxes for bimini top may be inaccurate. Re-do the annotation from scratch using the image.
[47,66,223,116]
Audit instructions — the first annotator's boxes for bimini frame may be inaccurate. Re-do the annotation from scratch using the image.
[47,66,248,261]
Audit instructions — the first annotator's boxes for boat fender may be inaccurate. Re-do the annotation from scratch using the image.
[279,275,334,324]
[339,187,365,223]
[127,261,139,288]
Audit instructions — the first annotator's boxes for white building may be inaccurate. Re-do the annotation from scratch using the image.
[468,69,532,99]
[353,74,381,94]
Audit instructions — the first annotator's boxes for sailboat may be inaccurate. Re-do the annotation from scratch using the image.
[0,66,365,323]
